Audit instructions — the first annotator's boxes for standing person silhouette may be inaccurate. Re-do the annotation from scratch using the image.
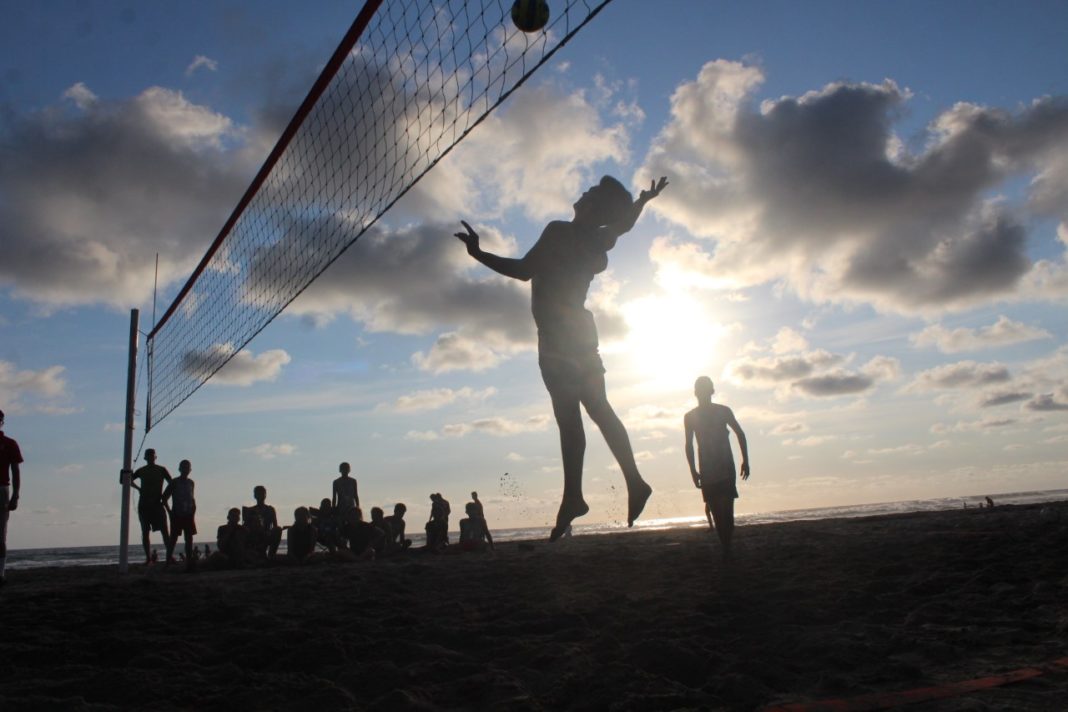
[456,175,668,541]
[332,462,359,514]
[0,409,23,586]
[131,448,173,564]
[684,377,750,560]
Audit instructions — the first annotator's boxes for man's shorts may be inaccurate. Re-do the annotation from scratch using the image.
[170,513,197,537]
[138,501,167,532]
[701,478,739,502]
[539,350,606,395]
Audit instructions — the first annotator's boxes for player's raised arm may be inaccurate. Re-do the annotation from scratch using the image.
[594,177,669,251]
[455,220,533,281]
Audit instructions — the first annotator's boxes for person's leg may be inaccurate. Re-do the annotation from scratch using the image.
[704,501,714,531]
[548,387,590,541]
[709,497,734,558]
[0,488,9,581]
[140,516,152,563]
[161,514,174,562]
[580,377,651,527]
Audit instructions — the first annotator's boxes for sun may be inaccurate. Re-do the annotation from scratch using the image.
[617,292,727,389]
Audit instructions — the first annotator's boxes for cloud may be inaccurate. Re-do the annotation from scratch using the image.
[242,442,297,459]
[639,60,1068,314]
[185,55,219,77]
[770,422,808,435]
[907,360,1011,391]
[181,344,291,386]
[931,417,1020,434]
[726,347,898,399]
[382,386,496,413]
[406,414,551,440]
[978,390,1032,408]
[0,361,69,414]
[0,83,258,309]
[1025,391,1068,411]
[782,435,835,447]
[910,315,1051,353]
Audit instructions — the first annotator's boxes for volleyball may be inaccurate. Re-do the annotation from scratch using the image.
[511,0,550,33]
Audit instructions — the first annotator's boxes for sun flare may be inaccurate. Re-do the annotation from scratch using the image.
[618,293,727,390]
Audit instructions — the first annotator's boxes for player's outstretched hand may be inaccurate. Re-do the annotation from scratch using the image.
[639,176,669,203]
[454,220,480,256]
[740,461,750,481]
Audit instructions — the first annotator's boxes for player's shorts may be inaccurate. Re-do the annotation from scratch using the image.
[138,501,167,532]
[539,350,606,395]
[701,478,739,502]
[170,513,197,537]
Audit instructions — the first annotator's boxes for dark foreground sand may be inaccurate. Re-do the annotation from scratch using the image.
[1,501,1067,711]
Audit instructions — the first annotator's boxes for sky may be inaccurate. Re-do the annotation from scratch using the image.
[2,0,1067,549]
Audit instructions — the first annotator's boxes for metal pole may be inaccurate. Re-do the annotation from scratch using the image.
[119,309,139,574]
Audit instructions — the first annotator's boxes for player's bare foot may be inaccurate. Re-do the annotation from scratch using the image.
[627,479,652,528]
[549,497,589,542]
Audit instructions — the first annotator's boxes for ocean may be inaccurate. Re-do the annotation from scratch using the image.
[8,488,1067,570]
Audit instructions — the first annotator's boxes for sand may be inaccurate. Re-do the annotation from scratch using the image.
[1,501,1066,711]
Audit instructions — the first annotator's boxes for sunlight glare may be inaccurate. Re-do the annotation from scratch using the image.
[619,293,726,389]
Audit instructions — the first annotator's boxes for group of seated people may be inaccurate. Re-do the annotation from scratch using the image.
[208,485,493,569]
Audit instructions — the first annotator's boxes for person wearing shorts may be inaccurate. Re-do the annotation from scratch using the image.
[685,377,750,560]
[131,448,173,564]
[0,409,24,585]
[163,459,196,569]
[455,175,668,541]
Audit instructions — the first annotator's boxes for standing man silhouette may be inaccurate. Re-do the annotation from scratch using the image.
[131,448,173,564]
[332,462,359,514]
[456,175,668,540]
[0,409,23,585]
[685,377,749,560]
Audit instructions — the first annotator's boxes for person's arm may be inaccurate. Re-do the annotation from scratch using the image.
[332,481,338,510]
[161,482,173,507]
[727,409,750,480]
[684,413,700,488]
[9,462,19,511]
[592,177,669,251]
[454,221,535,281]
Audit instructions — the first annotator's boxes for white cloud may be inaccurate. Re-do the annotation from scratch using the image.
[907,360,1011,392]
[910,316,1051,353]
[0,361,70,414]
[726,347,899,399]
[242,442,297,460]
[62,82,98,110]
[411,414,552,440]
[185,55,219,77]
[382,386,497,413]
[639,60,1068,315]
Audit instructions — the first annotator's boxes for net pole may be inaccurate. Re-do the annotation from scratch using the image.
[118,309,139,574]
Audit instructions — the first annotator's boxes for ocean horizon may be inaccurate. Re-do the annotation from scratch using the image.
[9,487,1067,571]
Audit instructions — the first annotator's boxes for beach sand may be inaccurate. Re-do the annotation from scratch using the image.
[1,501,1066,711]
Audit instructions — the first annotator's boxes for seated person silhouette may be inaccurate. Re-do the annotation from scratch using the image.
[456,176,668,541]
[459,501,494,552]
[244,486,283,558]
[310,498,342,552]
[369,506,394,556]
[684,376,750,560]
[383,503,412,551]
[425,493,450,551]
[469,491,494,550]
[212,507,248,569]
[341,507,380,559]
[287,507,317,564]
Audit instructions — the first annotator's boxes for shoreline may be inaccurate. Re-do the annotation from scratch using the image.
[2,500,1067,709]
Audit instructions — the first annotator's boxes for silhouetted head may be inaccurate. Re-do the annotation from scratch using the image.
[471,491,478,500]
[394,503,407,517]
[227,507,241,524]
[371,506,384,522]
[574,175,633,227]
[253,485,267,503]
[144,448,157,463]
[320,498,332,511]
[0,409,5,428]
[695,376,715,401]
[339,462,351,476]
[178,459,191,476]
[294,506,310,525]
[465,502,478,517]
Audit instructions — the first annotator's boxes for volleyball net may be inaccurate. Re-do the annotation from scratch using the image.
[145,0,615,430]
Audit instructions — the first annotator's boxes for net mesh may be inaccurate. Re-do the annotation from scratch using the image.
[146,0,614,430]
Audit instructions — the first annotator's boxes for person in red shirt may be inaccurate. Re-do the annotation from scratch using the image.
[0,409,24,585]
